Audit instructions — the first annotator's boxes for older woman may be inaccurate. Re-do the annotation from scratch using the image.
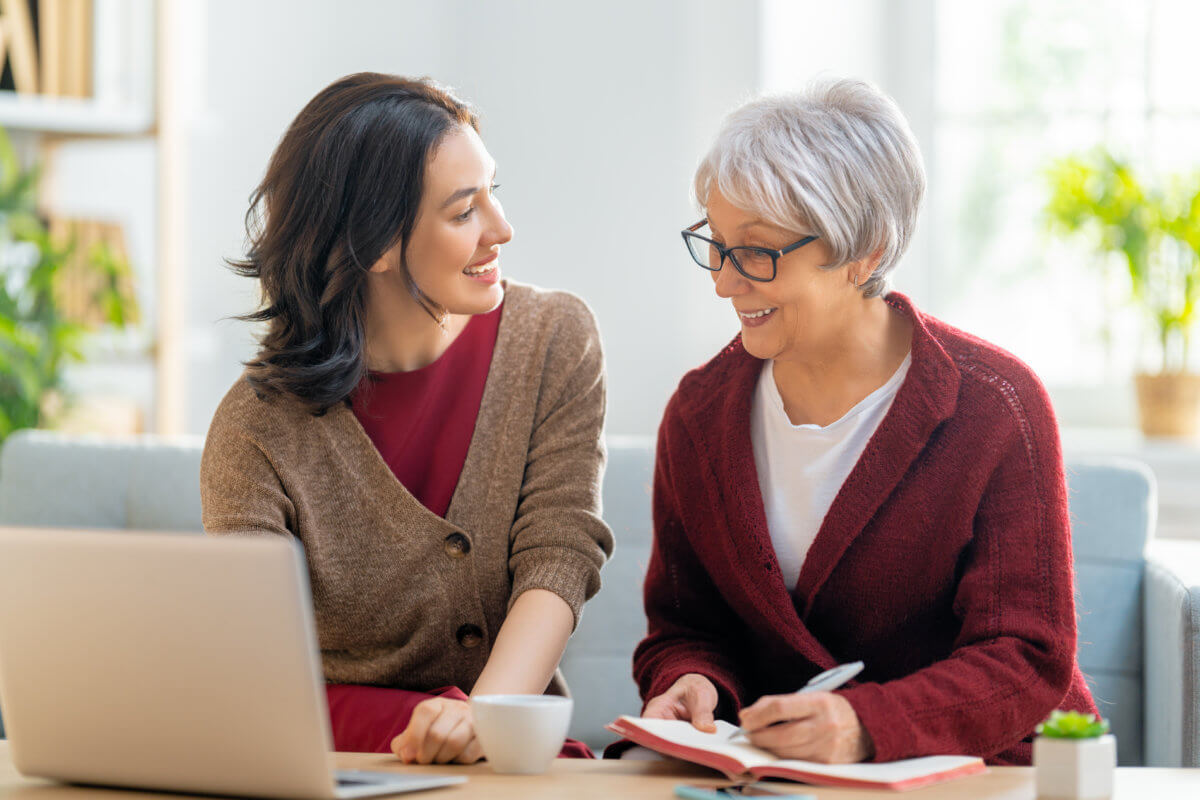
[634,78,1097,766]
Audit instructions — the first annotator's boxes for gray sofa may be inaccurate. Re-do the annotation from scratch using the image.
[1,429,1198,765]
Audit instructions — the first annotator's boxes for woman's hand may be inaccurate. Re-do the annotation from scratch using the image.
[643,673,720,733]
[390,697,483,764]
[738,692,873,763]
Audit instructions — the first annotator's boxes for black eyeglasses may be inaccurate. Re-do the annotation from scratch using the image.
[681,219,819,282]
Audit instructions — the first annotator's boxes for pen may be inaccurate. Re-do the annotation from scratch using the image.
[728,661,865,740]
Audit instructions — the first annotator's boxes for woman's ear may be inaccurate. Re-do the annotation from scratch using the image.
[369,240,403,274]
[847,247,886,287]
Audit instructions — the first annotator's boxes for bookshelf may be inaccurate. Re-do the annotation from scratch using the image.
[0,0,154,135]
[0,93,151,133]
[0,0,159,434]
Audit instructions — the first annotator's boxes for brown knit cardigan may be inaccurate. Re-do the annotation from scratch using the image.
[200,281,614,693]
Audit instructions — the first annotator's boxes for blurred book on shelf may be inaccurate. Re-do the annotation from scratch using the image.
[0,0,93,98]
[0,0,40,93]
[44,215,146,437]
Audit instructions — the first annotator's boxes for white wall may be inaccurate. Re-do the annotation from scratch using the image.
[172,0,889,438]
[431,0,762,438]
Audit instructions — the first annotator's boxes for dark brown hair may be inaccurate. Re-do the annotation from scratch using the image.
[229,72,478,414]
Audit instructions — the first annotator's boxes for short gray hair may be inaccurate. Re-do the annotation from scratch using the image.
[694,78,925,298]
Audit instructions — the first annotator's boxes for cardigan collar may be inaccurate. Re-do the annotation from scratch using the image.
[328,284,525,533]
[677,292,960,665]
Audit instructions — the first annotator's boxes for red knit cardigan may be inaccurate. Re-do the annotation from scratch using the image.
[633,293,1098,766]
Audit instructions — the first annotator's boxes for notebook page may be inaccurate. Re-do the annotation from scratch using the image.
[612,717,776,771]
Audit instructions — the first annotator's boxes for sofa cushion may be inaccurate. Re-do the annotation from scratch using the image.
[0,430,204,532]
[1067,458,1155,765]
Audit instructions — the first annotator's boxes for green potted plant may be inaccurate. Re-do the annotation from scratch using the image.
[0,127,137,444]
[1033,710,1115,799]
[1046,150,1200,438]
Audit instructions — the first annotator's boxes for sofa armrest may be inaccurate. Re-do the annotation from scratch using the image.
[1144,539,1200,767]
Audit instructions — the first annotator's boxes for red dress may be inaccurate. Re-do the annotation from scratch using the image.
[633,293,1097,765]
[327,304,590,757]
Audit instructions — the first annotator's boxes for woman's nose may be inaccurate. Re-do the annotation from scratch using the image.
[712,259,748,298]
[493,216,514,246]
[485,200,513,246]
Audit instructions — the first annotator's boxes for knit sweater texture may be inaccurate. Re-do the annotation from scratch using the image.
[633,292,1097,765]
[201,281,613,693]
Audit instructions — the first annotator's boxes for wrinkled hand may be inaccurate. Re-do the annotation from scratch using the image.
[739,692,873,764]
[391,697,483,764]
[642,673,719,733]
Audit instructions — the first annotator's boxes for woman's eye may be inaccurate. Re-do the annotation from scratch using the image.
[455,207,475,222]
[490,182,500,194]
[741,249,772,262]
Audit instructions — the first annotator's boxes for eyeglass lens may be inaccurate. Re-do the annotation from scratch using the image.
[684,232,774,281]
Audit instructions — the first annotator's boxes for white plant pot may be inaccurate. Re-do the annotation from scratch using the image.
[1033,734,1116,799]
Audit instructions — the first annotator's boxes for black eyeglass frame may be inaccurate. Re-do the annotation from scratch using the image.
[681,218,819,282]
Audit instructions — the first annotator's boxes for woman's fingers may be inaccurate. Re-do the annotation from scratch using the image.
[644,693,691,721]
[393,698,477,764]
[454,737,485,764]
[644,674,718,731]
[411,703,448,764]
[389,732,409,761]
[741,693,869,763]
[641,674,721,734]
[417,704,473,764]
[641,695,678,720]
[644,684,692,721]
[430,715,474,764]
[682,681,717,733]
[739,692,823,732]
[393,701,438,762]
[747,718,821,754]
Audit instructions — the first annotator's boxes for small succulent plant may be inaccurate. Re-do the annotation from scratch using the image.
[1036,710,1111,739]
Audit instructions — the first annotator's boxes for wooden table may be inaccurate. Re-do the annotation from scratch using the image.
[0,744,1197,799]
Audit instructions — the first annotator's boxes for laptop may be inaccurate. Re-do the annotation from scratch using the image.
[0,527,466,799]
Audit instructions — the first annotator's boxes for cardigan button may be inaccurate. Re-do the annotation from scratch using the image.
[443,533,471,558]
[456,623,483,649]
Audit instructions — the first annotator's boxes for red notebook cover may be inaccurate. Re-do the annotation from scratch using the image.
[606,716,987,792]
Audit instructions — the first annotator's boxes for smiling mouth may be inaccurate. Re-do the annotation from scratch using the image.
[738,307,776,319]
[464,251,499,275]
[465,252,499,273]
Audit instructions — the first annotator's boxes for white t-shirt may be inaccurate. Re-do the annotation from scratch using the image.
[750,353,912,591]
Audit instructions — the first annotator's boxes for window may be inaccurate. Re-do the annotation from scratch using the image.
[929,0,1200,422]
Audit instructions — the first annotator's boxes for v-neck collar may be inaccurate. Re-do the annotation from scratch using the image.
[678,292,960,665]
[329,283,527,533]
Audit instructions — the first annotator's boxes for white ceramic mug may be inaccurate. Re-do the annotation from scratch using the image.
[469,695,573,774]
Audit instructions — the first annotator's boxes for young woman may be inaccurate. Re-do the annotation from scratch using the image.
[200,73,612,764]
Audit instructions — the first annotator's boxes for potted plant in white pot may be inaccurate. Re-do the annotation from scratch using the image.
[1046,150,1200,438]
[1033,710,1115,799]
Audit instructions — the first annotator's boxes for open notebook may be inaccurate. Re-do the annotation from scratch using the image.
[606,716,987,792]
